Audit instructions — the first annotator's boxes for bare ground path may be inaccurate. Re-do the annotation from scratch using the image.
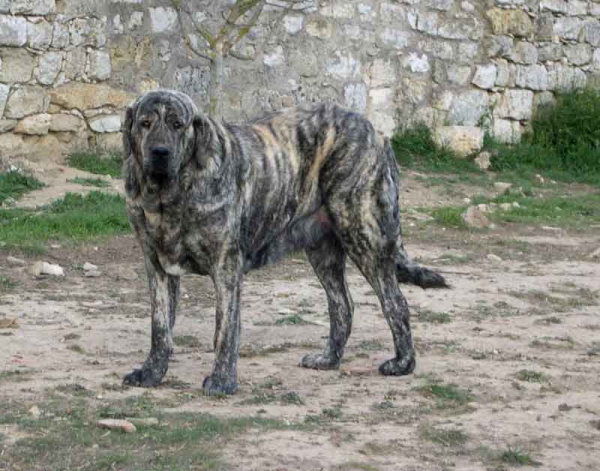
[0,160,599,470]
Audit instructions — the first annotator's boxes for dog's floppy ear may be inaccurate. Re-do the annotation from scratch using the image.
[122,102,141,197]
[193,112,222,170]
[122,105,135,160]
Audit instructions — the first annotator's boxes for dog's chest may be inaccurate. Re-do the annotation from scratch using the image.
[143,209,213,276]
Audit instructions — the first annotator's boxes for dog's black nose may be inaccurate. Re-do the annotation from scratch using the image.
[151,146,170,158]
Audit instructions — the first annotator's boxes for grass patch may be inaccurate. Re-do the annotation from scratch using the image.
[515,369,548,383]
[530,336,575,350]
[67,151,122,178]
[337,462,380,471]
[1,397,304,471]
[67,177,111,187]
[0,275,15,291]
[322,407,343,420]
[0,192,129,253]
[0,171,44,204]
[371,400,396,411]
[488,88,600,186]
[356,340,385,351]
[243,391,277,405]
[428,191,600,230]
[490,193,600,228]
[417,310,451,324]
[535,316,562,325]
[67,344,86,354]
[588,342,600,357]
[55,383,93,397]
[420,425,468,447]
[500,447,542,467]
[173,335,202,349]
[275,314,310,325]
[280,391,304,405]
[509,288,597,312]
[392,123,482,174]
[417,382,474,405]
[0,369,33,383]
[430,206,468,229]
[240,343,290,358]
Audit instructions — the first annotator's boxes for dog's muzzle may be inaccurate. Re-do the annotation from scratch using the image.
[145,145,171,181]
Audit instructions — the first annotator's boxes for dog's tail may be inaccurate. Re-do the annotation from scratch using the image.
[395,241,449,289]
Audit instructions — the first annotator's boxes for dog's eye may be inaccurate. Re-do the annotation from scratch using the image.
[173,121,183,129]
[140,120,151,129]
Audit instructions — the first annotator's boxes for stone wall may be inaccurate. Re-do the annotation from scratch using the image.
[1,0,599,158]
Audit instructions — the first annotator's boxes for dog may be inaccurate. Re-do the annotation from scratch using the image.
[121,89,448,395]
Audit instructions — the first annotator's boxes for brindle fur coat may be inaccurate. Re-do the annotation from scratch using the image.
[122,90,448,395]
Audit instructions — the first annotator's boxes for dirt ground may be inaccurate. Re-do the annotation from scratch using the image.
[1,162,599,471]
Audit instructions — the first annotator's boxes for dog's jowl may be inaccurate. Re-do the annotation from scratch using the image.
[122,90,448,395]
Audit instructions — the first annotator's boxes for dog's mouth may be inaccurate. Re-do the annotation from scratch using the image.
[144,166,171,185]
[150,171,170,185]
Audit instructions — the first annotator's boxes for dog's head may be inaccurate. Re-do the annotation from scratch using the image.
[123,90,199,185]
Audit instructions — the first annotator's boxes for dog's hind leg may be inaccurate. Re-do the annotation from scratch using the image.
[124,253,180,387]
[338,234,416,376]
[324,149,415,376]
[301,235,353,370]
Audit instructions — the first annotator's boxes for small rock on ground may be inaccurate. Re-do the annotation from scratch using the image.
[83,262,98,271]
[29,261,64,277]
[487,254,503,262]
[0,318,19,329]
[127,417,159,427]
[462,206,492,228]
[112,266,138,281]
[7,256,26,266]
[96,419,136,433]
[494,181,512,192]
[29,405,41,419]
[342,366,372,376]
[474,151,491,170]
[589,247,600,259]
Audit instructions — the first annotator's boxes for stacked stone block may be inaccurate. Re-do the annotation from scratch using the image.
[0,0,134,157]
[1,0,600,158]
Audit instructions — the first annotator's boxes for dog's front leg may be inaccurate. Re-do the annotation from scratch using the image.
[203,250,243,396]
[124,253,179,387]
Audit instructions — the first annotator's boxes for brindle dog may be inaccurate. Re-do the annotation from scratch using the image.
[122,89,448,395]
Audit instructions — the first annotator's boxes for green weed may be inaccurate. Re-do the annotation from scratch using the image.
[67,177,111,187]
[392,123,482,173]
[0,276,15,290]
[515,370,548,383]
[417,383,474,405]
[430,206,468,229]
[0,171,44,204]
[488,88,600,185]
[500,447,541,466]
[420,425,468,447]
[1,396,300,471]
[174,335,202,348]
[0,192,129,252]
[68,151,122,178]
[417,310,452,324]
[275,314,310,325]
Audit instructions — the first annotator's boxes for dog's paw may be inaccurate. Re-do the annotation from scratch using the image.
[202,375,237,396]
[123,368,164,387]
[378,355,416,376]
[301,353,340,370]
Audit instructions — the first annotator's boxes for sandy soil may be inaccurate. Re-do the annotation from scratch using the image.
[1,162,599,471]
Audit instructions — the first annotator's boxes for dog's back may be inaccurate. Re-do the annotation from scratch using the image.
[225,103,390,267]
